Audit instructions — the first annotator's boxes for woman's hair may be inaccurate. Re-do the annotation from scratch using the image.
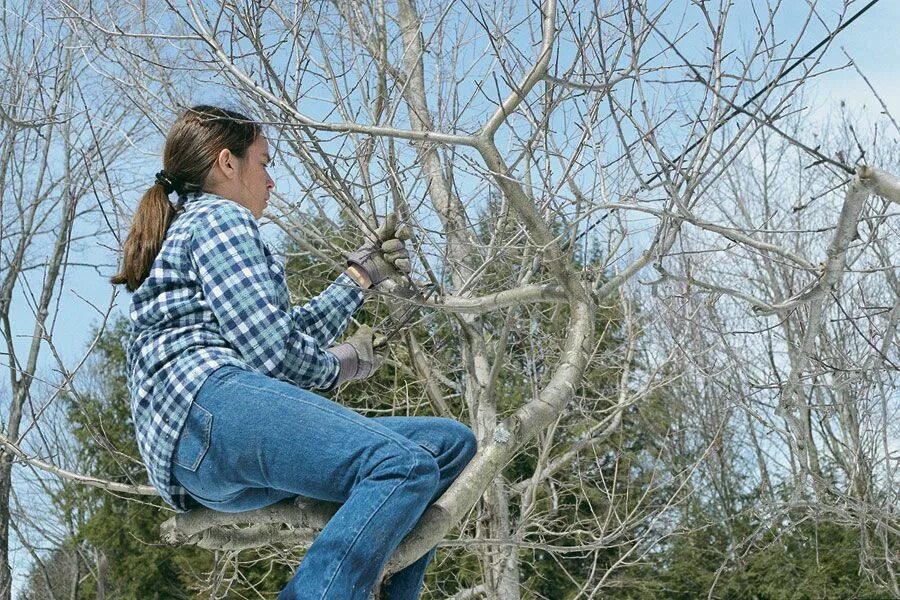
[110,105,261,292]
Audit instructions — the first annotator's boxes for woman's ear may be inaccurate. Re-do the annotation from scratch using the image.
[215,147,238,181]
[202,148,236,194]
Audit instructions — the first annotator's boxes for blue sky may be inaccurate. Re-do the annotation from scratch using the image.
[5,0,900,595]
[738,0,900,119]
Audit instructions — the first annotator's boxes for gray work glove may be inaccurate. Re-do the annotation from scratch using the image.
[326,325,384,388]
[347,213,412,286]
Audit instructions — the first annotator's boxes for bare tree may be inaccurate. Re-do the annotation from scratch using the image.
[1,0,896,598]
[643,109,900,595]
[0,3,142,598]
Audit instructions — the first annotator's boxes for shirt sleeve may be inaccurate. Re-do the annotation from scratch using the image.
[188,203,344,390]
[290,272,364,347]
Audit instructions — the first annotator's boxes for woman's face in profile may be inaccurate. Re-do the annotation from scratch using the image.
[234,135,275,220]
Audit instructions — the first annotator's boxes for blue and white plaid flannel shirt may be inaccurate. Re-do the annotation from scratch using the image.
[125,194,363,512]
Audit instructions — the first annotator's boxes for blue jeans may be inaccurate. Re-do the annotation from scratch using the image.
[171,365,477,600]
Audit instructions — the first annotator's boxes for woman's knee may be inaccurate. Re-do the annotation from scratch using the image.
[444,419,478,463]
[372,443,441,498]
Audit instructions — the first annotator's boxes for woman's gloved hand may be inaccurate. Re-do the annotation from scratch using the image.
[326,325,385,388]
[347,213,412,286]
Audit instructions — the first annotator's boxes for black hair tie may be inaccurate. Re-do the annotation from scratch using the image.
[155,170,183,195]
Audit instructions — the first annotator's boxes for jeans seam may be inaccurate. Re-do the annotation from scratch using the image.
[418,441,441,457]
[208,364,243,384]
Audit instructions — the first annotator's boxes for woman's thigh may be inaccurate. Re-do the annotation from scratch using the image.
[171,366,438,512]
[370,416,477,472]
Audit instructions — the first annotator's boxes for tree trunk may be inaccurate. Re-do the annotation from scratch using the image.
[0,450,14,600]
[482,478,520,600]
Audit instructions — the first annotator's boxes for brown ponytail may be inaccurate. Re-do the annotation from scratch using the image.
[110,105,260,292]
[109,183,179,292]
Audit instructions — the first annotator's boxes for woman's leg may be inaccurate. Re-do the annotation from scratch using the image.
[370,417,477,600]
[171,366,442,600]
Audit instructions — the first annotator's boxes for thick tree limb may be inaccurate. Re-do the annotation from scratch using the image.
[755,166,874,315]
[867,166,900,205]
[431,284,567,313]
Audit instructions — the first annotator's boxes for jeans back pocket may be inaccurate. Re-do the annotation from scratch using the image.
[173,401,213,472]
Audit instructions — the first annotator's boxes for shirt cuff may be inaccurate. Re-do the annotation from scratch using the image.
[324,342,359,390]
[337,271,367,296]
